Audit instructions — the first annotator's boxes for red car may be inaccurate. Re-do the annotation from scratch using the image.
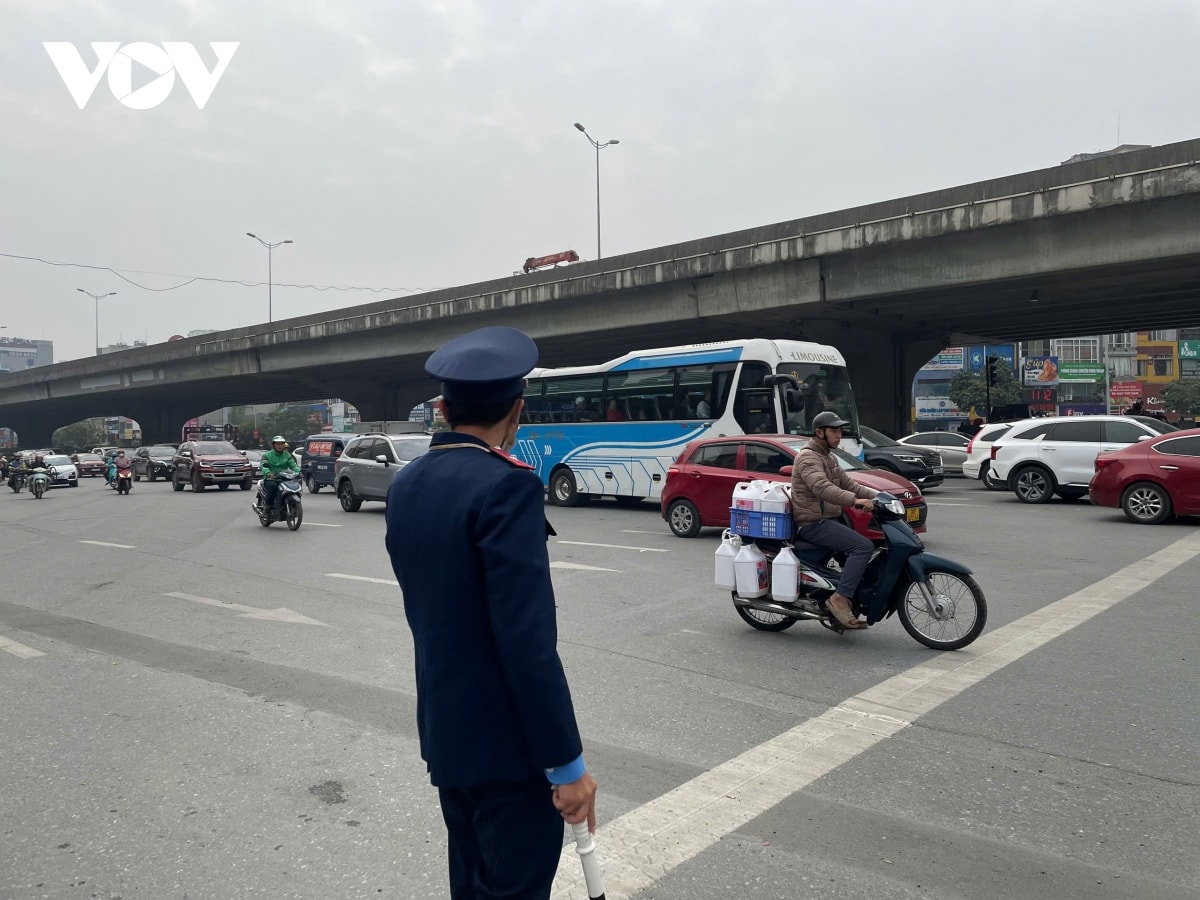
[1089,428,1200,524]
[71,452,106,477]
[661,434,928,539]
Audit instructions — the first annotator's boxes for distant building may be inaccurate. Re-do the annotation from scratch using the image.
[0,336,53,373]
[99,340,148,355]
[1061,144,1151,165]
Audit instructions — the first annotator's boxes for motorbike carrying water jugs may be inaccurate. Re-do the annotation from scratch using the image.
[253,473,303,531]
[725,492,987,650]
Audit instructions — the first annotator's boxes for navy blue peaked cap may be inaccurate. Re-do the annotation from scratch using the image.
[425,326,539,404]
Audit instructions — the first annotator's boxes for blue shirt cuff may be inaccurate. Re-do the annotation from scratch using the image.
[544,754,586,785]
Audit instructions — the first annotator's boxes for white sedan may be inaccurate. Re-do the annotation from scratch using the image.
[895,431,972,474]
[42,454,79,487]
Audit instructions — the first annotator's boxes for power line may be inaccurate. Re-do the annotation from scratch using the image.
[0,250,439,294]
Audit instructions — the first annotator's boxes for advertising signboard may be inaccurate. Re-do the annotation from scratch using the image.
[921,348,964,371]
[1110,381,1142,398]
[1058,362,1105,382]
[915,396,961,419]
[1179,340,1200,360]
[1022,356,1059,387]
[967,345,1016,372]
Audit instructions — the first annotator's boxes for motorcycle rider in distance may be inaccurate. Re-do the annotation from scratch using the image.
[790,411,880,630]
[112,449,132,477]
[260,436,300,517]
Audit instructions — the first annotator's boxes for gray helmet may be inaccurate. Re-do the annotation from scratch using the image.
[271,435,287,444]
[812,411,850,430]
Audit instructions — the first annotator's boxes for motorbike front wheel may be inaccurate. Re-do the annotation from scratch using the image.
[285,499,303,531]
[897,571,987,651]
[733,594,798,632]
[32,483,44,499]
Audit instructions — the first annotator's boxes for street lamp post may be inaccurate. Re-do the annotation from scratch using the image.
[573,123,619,260]
[246,233,293,323]
[77,288,116,355]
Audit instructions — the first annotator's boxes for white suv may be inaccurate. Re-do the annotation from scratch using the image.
[961,422,1013,490]
[989,415,1177,503]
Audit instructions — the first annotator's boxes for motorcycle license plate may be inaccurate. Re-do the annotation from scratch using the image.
[906,508,920,523]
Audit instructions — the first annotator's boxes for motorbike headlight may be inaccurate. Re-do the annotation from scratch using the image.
[883,498,906,516]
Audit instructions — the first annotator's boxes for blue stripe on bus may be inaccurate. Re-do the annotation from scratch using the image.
[609,347,744,371]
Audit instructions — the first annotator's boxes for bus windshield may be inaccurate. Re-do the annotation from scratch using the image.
[775,361,860,438]
[512,338,862,505]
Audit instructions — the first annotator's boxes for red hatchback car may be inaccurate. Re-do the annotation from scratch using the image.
[661,435,928,539]
[1089,428,1200,524]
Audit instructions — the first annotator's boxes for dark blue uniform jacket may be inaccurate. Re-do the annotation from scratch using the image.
[385,431,583,788]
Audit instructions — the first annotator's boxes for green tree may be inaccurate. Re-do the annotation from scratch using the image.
[946,365,1021,417]
[260,407,311,443]
[52,417,105,452]
[1160,379,1200,416]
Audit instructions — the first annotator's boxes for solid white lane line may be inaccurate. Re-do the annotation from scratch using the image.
[620,530,671,535]
[551,531,1200,899]
[78,540,136,549]
[0,635,45,659]
[303,522,343,527]
[556,541,670,553]
[324,573,399,586]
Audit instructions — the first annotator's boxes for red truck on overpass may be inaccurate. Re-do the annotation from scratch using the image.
[523,250,580,274]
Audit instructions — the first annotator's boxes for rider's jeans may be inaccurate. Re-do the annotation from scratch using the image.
[262,480,281,511]
[796,518,873,598]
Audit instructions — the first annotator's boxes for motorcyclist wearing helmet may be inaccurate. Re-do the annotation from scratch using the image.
[112,449,132,475]
[260,436,299,515]
[789,411,880,629]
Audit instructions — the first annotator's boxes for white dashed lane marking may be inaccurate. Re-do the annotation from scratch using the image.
[78,540,136,549]
[325,573,398,586]
[556,541,670,553]
[0,635,45,659]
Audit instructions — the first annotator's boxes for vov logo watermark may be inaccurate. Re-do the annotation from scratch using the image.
[43,42,239,110]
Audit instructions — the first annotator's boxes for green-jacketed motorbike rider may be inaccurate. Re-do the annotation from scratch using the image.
[260,436,300,514]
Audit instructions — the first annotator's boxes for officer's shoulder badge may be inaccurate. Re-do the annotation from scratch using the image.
[488,448,536,470]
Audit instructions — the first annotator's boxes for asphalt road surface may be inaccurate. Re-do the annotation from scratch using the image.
[1,474,1197,899]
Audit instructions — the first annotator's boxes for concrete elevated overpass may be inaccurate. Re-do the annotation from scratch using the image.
[4,138,1200,446]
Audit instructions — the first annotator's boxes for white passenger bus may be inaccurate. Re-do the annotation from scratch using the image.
[512,338,862,506]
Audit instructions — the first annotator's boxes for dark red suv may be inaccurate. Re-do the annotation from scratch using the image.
[171,440,254,492]
[660,434,927,539]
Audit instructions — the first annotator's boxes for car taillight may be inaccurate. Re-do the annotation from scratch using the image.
[1094,456,1116,472]
[965,435,976,455]
[990,446,999,460]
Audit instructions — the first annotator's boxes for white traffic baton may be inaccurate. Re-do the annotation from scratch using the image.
[570,821,606,899]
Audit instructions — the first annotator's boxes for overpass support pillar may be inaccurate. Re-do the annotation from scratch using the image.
[3,415,56,451]
[840,330,945,436]
[331,381,427,424]
[127,405,192,445]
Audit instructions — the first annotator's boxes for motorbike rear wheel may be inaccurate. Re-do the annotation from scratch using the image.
[733,594,798,632]
[286,499,303,531]
[897,571,987,651]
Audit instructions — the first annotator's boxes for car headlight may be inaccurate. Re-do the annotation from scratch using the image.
[896,455,925,464]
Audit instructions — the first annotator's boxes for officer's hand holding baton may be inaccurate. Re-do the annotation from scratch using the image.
[555,773,604,899]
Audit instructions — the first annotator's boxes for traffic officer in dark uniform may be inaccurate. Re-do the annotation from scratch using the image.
[385,325,598,900]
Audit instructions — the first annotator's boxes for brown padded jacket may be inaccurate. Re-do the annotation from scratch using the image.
[790,439,878,526]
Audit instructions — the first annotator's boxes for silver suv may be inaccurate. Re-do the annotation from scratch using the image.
[989,415,1177,503]
[334,433,432,512]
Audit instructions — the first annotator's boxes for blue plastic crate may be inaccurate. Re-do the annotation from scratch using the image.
[730,508,794,539]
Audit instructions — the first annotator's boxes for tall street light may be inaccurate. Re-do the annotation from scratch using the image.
[246,233,293,323]
[573,123,619,260]
[77,288,116,355]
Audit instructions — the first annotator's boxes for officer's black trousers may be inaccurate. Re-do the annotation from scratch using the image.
[438,777,563,900]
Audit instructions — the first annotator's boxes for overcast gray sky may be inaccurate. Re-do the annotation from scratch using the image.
[2,0,1198,362]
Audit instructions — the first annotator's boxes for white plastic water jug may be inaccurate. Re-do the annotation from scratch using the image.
[760,482,791,514]
[770,545,800,603]
[734,541,769,598]
[732,480,769,510]
[714,530,740,590]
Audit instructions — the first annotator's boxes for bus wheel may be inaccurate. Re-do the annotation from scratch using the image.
[550,469,582,507]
